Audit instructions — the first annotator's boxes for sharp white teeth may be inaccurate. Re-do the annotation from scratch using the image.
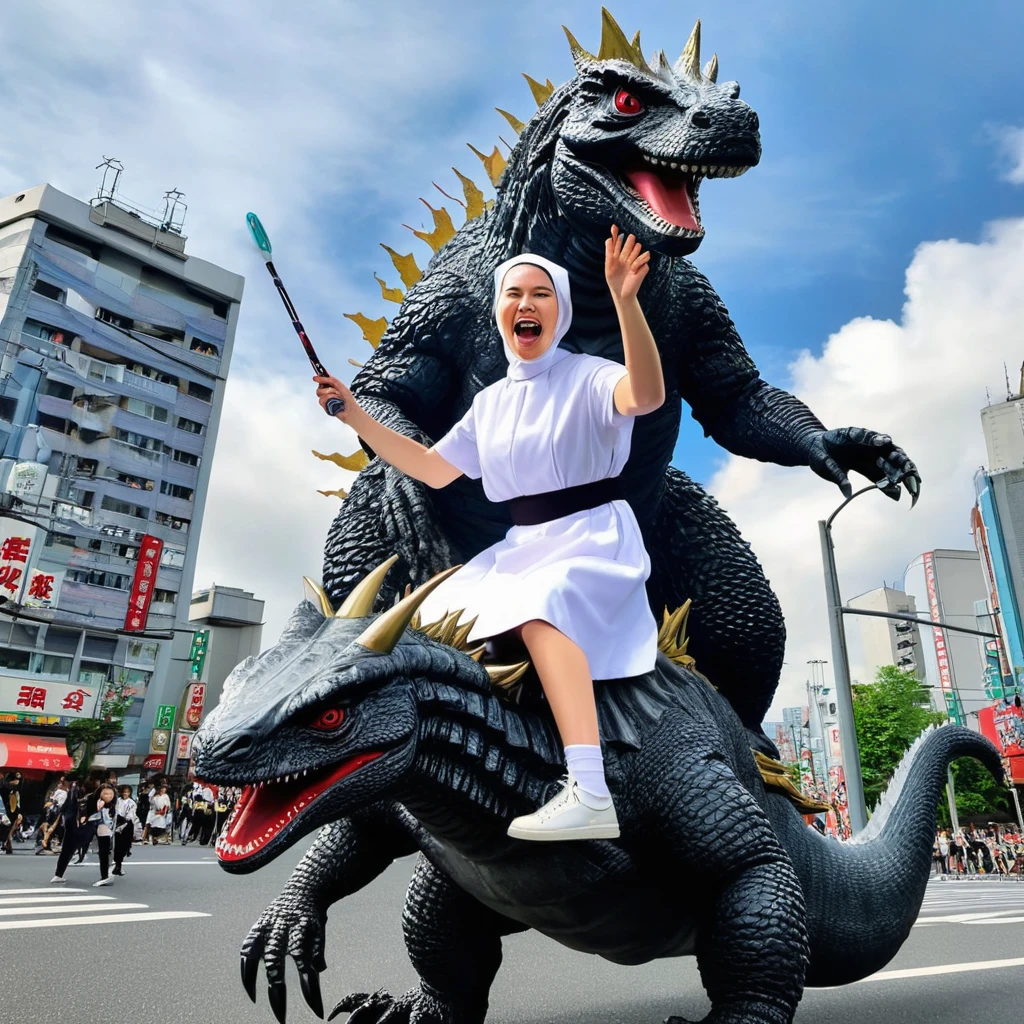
[709,165,718,174]
[642,153,651,162]
[670,161,678,169]
[700,165,708,173]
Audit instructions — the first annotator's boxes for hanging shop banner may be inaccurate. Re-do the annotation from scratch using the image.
[0,520,39,603]
[154,704,176,731]
[22,567,64,609]
[180,682,206,730]
[175,732,195,761]
[922,552,956,713]
[143,753,167,772]
[123,534,163,632]
[0,679,99,720]
[189,629,209,680]
[5,461,48,504]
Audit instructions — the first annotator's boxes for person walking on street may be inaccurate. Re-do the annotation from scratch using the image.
[50,779,98,883]
[146,785,171,844]
[112,785,137,876]
[1,772,24,854]
[36,777,68,855]
[88,785,117,886]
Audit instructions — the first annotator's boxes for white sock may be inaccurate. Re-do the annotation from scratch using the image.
[564,744,612,808]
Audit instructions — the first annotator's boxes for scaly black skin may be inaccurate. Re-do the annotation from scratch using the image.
[324,56,920,738]
[193,598,1002,1024]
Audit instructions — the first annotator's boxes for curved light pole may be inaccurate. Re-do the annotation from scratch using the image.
[819,483,886,834]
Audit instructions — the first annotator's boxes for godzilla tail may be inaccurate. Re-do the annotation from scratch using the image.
[765,723,1004,987]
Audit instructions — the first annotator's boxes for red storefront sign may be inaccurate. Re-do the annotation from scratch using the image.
[0,732,73,771]
[123,534,163,632]
[922,552,953,697]
[143,753,167,771]
[182,683,206,730]
[978,703,1024,783]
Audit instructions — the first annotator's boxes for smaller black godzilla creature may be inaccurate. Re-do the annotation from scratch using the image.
[194,562,1001,1024]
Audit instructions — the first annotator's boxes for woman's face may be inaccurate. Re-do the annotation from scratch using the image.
[496,264,559,361]
[99,786,115,804]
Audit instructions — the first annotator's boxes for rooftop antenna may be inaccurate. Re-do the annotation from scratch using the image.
[95,156,124,201]
[985,386,992,407]
[1005,362,1013,402]
[160,188,187,234]
[1018,361,1024,400]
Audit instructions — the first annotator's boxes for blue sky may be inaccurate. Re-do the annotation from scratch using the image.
[3,0,1024,708]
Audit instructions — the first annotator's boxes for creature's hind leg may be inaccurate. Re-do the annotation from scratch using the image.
[648,467,783,744]
[330,855,525,1024]
[649,714,809,1024]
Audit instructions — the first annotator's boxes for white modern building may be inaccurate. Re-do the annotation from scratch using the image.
[0,178,243,769]
[845,586,924,683]
[904,549,988,723]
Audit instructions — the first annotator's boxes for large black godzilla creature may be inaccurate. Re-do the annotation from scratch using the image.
[323,10,919,740]
[193,563,1002,1024]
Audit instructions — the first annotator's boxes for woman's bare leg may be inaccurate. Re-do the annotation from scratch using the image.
[517,620,599,746]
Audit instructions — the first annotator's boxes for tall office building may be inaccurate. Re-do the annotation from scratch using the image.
[845,586,924,683]
[904,550,988,723]
[0,177,243,770]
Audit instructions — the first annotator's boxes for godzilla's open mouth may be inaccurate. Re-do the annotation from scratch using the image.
[618,153,752,236]
[215,751,381,863]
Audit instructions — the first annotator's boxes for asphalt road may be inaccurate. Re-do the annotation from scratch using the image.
[1,842,1023,1024]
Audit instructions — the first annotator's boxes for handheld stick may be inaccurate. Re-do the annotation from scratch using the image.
[245,212,344,416]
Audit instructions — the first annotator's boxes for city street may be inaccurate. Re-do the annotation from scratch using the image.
[1,842,1023,1023]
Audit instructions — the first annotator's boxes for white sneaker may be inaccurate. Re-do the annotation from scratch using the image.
[93,878,112,887]
[50,875,66,884]
[507,776,620,841]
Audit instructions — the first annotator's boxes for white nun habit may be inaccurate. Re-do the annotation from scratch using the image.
[420,254,658,680]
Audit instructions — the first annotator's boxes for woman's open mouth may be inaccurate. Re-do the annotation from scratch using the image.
[514,318,542,342]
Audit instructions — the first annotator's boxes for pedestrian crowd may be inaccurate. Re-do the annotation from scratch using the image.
[933,823,1024,878]
[0,770,240,888]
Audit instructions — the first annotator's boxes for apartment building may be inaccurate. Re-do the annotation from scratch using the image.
[0,181,243,768]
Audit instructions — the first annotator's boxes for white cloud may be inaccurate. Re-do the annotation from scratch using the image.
[990,125,1024,185]
[709,217,1024,717]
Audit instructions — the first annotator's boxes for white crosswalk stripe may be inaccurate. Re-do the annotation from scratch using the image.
[0,887,210,931]
[916,879,1024,926]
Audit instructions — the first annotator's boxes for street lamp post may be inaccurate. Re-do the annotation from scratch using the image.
[818,484,878,834]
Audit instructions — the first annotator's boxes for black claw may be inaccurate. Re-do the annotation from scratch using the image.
[269,983,287,1024]
[313,952,328,973]
[241,955,258,1004]
[329,993,370,1021]
[300,970,324,1019]
[906,474,921,507]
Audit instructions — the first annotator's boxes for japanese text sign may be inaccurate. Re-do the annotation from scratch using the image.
[154,704,176,730]
[189,629,209,679]
[0,521,39,603]
[123,534,163,632]
[181,682,206,730]
[23,568,64,609]
[0,679,99,720]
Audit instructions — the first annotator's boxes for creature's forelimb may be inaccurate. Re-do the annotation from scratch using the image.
[648,714,808,1024]
[242,806,416,1023]
[329,855,527,1024]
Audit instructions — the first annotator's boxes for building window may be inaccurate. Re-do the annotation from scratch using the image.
[22,319,59,342]
[32,279,65,303]
[100,495,149,520]
[153,588,177,604]
[189,339,219,358]
[187,381,213,402]
[41,379,75,400]
[78,661,112,686]
[160,545,186,568]
[74,457,98,477]
[45,226,101,259]
[124,398,169,423]
[126,639,159,666]
[159,481,194,501]
[68,569,131,591]
[96,307,134,331]
[125,361,179,388]
[113,427,163,453]
[176,416,203,435]
[153,511,189,533]
[0,646,72,677]
[171,449,200,468]
[104,468,154,491]
[45,532,76,548]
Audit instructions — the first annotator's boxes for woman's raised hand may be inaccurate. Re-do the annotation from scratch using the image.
[604,224,651,304]
[314,374,358,423]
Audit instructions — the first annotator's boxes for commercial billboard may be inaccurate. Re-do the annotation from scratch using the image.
[124,534,163,632]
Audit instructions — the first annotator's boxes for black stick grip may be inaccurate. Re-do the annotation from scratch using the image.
[325,397,344,417]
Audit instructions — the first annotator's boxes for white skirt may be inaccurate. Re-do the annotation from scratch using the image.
[417,500,658,680]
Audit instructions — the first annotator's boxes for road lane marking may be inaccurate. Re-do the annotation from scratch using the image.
[0,895,116,905]
[860,957,1024,983]
[0,888,89,895]
[914,911,1021,925]
[0,911,210,931]
[0,902,150,917]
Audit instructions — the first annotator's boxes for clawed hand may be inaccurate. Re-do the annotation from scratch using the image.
[605,224,650,303]
[809,427,921,506]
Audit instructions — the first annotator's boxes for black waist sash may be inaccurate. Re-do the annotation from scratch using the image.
[507,477,623,527]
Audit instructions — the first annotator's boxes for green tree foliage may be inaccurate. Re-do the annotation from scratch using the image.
[853,665,1008,822]
[65,679,136,779]
[853,665,945,810]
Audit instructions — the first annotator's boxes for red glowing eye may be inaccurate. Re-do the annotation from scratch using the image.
[311,708,345,731]
[614,89,644,115]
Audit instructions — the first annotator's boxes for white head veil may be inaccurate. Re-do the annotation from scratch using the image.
[492,253,573,380]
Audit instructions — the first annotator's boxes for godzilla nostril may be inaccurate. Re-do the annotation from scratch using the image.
[690,110,711,129]
[222,731,258,762]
